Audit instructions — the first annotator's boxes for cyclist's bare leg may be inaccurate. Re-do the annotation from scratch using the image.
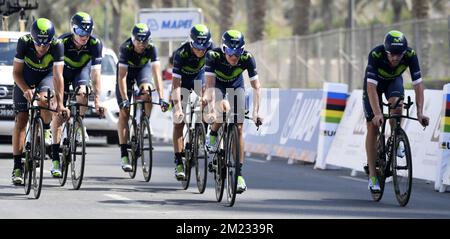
[51,113,64,144]
[76,85,88,116]
[210,99,229,132]
[388,96,403,128]
[117,108,130,145]
[140,83,153,117]
[173,122,185,153]
[365,122,379,179]
[12,112,28,155]
[38,91,52,125]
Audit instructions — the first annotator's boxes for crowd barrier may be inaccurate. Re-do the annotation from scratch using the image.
[149,82,450,193]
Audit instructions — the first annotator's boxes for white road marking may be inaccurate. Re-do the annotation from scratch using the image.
[104,194,133,201]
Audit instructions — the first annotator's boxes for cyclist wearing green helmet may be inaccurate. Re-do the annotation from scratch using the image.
[50,12,104,178]
[204,30,263,194]
[172,24,214,180]
[11,18,69,184]
[363,30,429,192]
[116,23,169,172]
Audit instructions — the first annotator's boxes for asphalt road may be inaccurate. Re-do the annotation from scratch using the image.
[1,137,450,219]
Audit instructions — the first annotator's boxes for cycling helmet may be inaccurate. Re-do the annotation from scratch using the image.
[131,23,151,43]
[384,30,408,54]
[30,18,55,46]
[222,30,245,56]
[190,24,212,50]
[71,12,94,37]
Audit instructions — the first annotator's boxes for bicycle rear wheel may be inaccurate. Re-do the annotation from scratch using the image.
[140,117,153,182]
[32,117,45,199]
[128,119,138,178]
[59,121,71,187]
[71,117,86,190]
[194,123,207,194]
[371,134,387,201]
[392,128,412,207]
[224,124,239,207]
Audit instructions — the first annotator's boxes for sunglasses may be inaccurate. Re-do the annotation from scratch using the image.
[224,46,244,57]
[74,27,91,37]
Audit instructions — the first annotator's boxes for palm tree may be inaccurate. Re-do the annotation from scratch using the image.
[292,0,310,36]
[412,0,431,76]
[219,0,234,37]
[391,0,404,23]
[322,0,333,30]
[247,0,267,42]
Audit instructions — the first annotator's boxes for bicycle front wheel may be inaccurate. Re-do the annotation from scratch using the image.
[224,124,240,207]
[392,128,413,207]
[23,146,32,195]
[128,119,138,179]
[371,133,387,202]
[194,123,208,194]
[59,121,71,187]
[71,117,86,190]
[140,117,153,182]
[181,129,192,190]
[32,117,45,199]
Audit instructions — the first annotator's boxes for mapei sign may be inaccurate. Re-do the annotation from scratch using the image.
[138,8,203,40]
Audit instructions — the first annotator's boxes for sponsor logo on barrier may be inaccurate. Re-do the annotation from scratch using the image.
[323,130,336,137]
[442,142,450,150]
[280,93,321,144]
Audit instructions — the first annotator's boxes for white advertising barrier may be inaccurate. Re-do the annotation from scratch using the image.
[326,89,442,182]
[315,83,348,170]
[438,84,450,192]
[138,8,203,40]
[149,82,173,141]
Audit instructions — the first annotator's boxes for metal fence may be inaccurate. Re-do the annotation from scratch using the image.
[246,17,450,90]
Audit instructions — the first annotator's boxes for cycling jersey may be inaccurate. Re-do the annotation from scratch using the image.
[59,33,102,97]
[362,44,422,121]
[365,44,422,86]
[14,34,64,85]
[13,34,64,112]
[172,41,214,90]
[118,38,159,69]
[116,38,160,108]
[205,47,258,95]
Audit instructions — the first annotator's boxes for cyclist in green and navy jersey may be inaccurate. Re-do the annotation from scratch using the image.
[171,24,214,180]
[363,30,429,192]
[11,18,69,184]
[204,30,262,193]
[116,23,169,172]
[50,12,104,178]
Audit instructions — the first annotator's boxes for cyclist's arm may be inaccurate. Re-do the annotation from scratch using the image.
[413,81,425,116]
[52,42,65,107]
[53,63,65,107]
[91,68,101,103]
[91,40,103,105]
[151,61,164,99]
[205,74,216,114]
[250,79,261,116]
[117,65,128,101]
[13,37,29,93]
[408,49,424,116]
[172,76,182,112]
[12,61,27,92]
[205,51,216,114]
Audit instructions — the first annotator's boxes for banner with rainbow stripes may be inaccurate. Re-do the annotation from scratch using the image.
[439,84,450,192]
[315,83,348,170]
